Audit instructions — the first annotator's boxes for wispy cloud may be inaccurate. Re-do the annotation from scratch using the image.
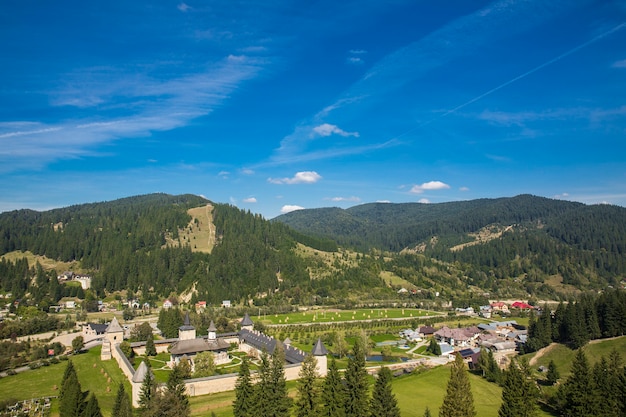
[409,181,450,194]
[177,3,191,12]
[281,204,304,214]
[268,171,322,185]
[611,59,626,68]
[243,197,257,203]
[418,198,431,204]
[326,196,361,202]
[1,55,266,173]
[312,123,359,138]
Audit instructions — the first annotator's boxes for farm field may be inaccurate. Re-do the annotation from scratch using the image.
[257,307,443,325]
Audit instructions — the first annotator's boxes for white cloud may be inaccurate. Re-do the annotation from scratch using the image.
[241,168,255,175]
[281,205,305,214]
[409,181,450,194]
[243,197,257,203]
[347,57,364,65]
[459,186,470,192]
[268,171,322,185]
[418,198,431,204]
[376,200,391,203]
[218,171,230,178]
[177,3,191,12]
[326,196,361,202]
[312,123,359,138]
[349,49,367,55]
[612,59,626,68]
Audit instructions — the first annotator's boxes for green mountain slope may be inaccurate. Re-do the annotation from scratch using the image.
[274,195,626,292]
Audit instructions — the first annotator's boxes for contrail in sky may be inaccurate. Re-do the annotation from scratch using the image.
[396,21,626,138]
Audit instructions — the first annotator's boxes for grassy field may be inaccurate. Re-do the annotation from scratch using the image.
[258,308,441,325]
[0,250,78,272]
[0,348,131,417]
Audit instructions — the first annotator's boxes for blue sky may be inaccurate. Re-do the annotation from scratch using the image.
[1,0,626,219]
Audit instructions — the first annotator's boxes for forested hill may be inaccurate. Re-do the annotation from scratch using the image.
[0,194,318,305]
[274,195,625,252]
[274,195,626,290]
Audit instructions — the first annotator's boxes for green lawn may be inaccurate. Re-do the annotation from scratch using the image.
[258,308,439,325]
[0,347,130,417]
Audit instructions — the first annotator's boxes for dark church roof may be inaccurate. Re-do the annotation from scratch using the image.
[239,329,306,364]
[241,313,254,327]
[169,336,230,356]
[87,323,108,334]
[208,320,217,332]
[312,338,329,356]
[179,312,195,332]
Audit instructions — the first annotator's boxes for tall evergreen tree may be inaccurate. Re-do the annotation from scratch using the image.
[269,344,291,417]
[321,358,345,417]
[82,393,103,417]
[423,407,432,417]
[295,353,320,417]
[59,360,85,417]
[166,362,191,416]
[497,359,537,417]
[111,383,133,417]
[233,355,255,417]
[556,349,598,417]
[369,367,400,417]
[545,360,559,386]
[439,354,476,417]
[145,335,157,356]
[138,364,157,414]
[344,340,369,417]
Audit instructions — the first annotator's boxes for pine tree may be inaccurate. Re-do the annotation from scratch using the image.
[545,360,559,386]
[166,362,191,416]
[321,358,345,417]
[295,353,320,417]
[369,367,400,417]
[423,407,432,417]
[253,351,273,417]
[269,344,291,417]
[439,354,476,417]
[344,340,369,417]
[111,383,133,417]
[234,355,255,417]
[83,393,103,417]
[498,359,537,417]
[59,360,85,417]
[145,335,157,356]
[556,349,598,417]
[138,364,157,413]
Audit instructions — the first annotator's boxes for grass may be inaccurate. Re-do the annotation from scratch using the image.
[0,347,130,417]
[258,308,440,325]
[0,250,78,273]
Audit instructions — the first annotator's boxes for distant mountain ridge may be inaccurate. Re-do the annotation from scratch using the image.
[273,194,620,251]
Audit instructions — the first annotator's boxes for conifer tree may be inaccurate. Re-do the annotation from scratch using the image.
[269,344,291,417]
[423,407,432,417]
[344,340,369,417]
[233,355,255,417]
[111,383,133,417]
[253,351,273,416]
[59,360,85,417]
[545,360,559,386]
[439,354,476,417]
[166,362,190,415]
[145,335,157,356]
[321,358,345,417]
[498,359,537,417]
[369,367,400,417]
[556,349,598,417]
[83,393,103,417]
[295,353,320,417]
[138,363,157,413]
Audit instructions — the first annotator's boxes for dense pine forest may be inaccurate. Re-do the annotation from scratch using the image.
[275,194,626,293]
[1,193,625,311]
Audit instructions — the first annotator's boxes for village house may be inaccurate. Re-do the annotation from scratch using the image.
[490,301,509,314]
[434,326,481,347]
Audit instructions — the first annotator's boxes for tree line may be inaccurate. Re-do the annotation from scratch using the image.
[526,289,626,352]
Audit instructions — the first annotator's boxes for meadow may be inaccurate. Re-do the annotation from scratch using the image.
[257,307,441,325]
